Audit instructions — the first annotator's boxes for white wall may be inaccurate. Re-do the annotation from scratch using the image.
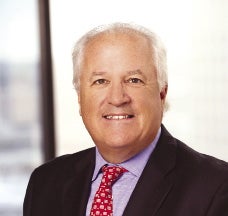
[50,0,228,161]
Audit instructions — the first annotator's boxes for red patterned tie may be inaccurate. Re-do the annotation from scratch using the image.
[90,165,127,216]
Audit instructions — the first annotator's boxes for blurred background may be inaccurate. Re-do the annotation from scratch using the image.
[0,0,227,215]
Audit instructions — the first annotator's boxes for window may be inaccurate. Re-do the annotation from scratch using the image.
[0,1,42,215]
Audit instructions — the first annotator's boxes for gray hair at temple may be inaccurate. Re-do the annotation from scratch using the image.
[72,22,168,94]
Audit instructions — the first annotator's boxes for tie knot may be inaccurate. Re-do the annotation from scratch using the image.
[101,165,127,186]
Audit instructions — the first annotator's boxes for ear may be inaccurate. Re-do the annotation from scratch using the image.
[160,84,168,101]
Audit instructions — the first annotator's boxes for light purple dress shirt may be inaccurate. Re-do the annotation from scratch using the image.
[86,127,161,216]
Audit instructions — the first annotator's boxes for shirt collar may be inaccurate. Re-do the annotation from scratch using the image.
[92,127,161,181]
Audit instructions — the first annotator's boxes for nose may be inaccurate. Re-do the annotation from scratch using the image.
[107,82,131,107]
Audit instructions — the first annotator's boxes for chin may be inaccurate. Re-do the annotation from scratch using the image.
[104,136,138,149]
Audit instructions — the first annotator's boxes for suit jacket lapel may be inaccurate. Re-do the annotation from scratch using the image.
[123,125,177,216]
[61,148,96,216]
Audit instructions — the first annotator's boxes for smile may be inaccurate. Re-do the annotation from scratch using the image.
[103,115,134,120]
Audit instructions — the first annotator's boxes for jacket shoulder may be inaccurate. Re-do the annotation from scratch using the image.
[173,137,228,191]
[161,125,228,179]
[31,147,95,180]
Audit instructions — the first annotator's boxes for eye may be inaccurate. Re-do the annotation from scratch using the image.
[127,78,144,84]
[93,79,109,85]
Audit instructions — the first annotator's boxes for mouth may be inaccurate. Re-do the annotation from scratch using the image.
[103,114,134,120]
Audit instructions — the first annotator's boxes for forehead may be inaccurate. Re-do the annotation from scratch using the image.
[84,31,152,55]
[80,32,157,80]
[80,32,156,77]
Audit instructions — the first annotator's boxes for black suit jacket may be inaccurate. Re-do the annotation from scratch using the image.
[23,125,228,215]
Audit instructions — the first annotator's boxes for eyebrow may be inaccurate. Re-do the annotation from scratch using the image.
[90,71,107,77]
[127,69,144,76]
[88,71,107,83]
[89,71,106,78]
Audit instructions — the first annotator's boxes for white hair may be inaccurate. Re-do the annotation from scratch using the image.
[72,22,168,93]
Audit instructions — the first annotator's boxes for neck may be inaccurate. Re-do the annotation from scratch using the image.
[97,145,148,164]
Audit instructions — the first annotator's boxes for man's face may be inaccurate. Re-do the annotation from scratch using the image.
[78,33,167,163]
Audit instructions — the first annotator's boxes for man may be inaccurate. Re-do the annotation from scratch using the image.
[24,23,228,216]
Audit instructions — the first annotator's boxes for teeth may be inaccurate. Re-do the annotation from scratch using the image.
[105,115,132,120]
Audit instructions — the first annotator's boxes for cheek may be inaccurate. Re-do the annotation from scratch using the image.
[133,88,158,104]
[136,92,162,115]
[80,92,102,115]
